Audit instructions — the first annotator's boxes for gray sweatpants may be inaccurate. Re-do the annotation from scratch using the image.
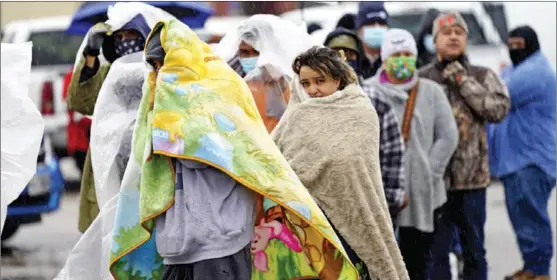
[162,245,252,280]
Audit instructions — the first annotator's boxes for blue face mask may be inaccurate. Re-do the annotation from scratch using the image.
[239,56,258,74]
[423,34,436,54]
[362,26,387,49]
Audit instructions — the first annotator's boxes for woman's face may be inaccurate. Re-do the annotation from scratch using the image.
[299,66,340,98]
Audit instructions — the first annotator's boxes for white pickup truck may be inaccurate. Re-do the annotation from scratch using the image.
[2,16,84,158]
[281,2,511,73]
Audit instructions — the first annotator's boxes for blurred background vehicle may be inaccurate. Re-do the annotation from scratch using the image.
[1,135,65,242]
[281,2,511,72]
[0,3,555,280]
[1,2,216,186]
[2,16,83,159]
[1,1,555,187]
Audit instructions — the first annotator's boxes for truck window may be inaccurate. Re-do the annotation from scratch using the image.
[29,31,83,67]
[482,3,509,42]
[389,12,488,45]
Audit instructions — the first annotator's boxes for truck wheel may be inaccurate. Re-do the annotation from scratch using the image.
[1,218,20,241]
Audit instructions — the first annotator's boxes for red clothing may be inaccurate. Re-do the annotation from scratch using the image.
[63,70,91,155]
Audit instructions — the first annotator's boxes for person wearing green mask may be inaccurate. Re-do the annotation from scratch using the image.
[363,28,459,280]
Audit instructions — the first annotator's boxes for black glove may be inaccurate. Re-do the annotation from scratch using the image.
[83,23,109,57]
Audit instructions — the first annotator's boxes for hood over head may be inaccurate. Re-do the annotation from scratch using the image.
[144,24,165,68]
[102,14,152,62]
[72,2,175,67]
[508,25,540,66]
[324,28,369,77]
[215,14,314,80]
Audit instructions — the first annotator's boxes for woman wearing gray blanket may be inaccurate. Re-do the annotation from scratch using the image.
[272,46,409,280]
[363,28,459,280]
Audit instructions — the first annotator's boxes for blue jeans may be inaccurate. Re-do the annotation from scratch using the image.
[431,188,487,280]
[451,224,463,255]
[501,165,556,276]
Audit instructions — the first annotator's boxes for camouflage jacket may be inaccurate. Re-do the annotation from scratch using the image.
[67,56,111,232]
[419,59,510,191]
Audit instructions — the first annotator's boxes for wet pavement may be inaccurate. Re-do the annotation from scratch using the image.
[0,180,555,280]
[1,191,80,280]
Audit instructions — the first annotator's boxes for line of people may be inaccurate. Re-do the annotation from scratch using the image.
[57,2,555,280]
[323,3,554,280]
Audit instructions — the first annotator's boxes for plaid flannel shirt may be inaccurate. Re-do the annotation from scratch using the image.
[361,83,406,209]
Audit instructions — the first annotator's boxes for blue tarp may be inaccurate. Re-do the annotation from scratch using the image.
[66,2,214,35]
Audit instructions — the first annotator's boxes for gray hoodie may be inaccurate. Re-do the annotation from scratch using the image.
[155,159,256,265]
[149,26,256,263]
[364,69,459,232]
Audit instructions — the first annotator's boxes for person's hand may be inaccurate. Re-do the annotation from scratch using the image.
[400,192,409,210]
[442,61,467,85]
[84,23,110,57]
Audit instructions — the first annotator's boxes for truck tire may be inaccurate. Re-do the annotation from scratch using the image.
[1,218,20,241]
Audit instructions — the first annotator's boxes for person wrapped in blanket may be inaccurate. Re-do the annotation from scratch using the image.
[325,28,407,228]
[271,46,409,280]
[66,3,167,233]
[215,15,314,133]
[145,25,256,280]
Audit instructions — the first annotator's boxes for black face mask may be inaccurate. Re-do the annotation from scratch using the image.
[507,26,540,66]
[509,49,533,66]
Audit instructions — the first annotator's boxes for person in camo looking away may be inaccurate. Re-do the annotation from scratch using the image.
[419,12,510,280]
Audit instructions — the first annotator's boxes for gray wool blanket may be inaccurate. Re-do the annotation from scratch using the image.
[272,78,409,280]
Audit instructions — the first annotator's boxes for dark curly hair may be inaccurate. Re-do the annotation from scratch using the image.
[292,46,358,90]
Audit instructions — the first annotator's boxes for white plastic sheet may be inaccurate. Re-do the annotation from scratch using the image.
[0,42,45,233]
[215,14,316,81]
[73,2,175,71]
[55,52,146,280]
[90,52,145,211]
[55,4,174,279]
[215,15,316,132]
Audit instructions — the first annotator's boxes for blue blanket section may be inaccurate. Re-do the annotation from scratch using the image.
[488,51,556,179]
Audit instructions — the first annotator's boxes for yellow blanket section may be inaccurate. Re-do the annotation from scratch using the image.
[150,19,360,280]
[110,18,359,280]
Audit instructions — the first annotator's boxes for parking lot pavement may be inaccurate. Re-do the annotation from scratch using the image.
[0,177,555,280]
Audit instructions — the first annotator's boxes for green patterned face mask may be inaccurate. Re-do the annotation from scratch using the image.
[385,56,417,80]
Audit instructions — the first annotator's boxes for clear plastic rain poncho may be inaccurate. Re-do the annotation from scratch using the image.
[215,14,316,132]
[54,4,175,280]
[0,42,45,234]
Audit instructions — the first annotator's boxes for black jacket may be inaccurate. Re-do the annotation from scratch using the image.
[415,8,441,68]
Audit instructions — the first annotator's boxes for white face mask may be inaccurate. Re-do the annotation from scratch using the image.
[423,34,436,54]
[362,26,388,49]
